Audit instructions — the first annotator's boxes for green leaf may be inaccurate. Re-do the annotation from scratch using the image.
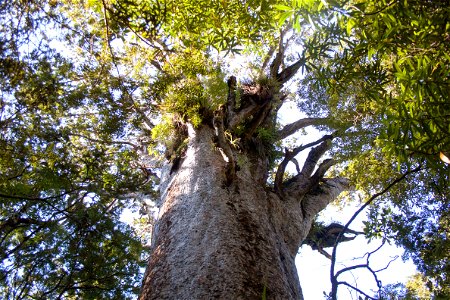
[277,11,294,26]
[272,4,292,11]
[346,18,356,35]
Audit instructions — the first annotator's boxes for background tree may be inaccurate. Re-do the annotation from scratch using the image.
[377,273,433,300]
[0,1,150,298]
[0,0,448,299]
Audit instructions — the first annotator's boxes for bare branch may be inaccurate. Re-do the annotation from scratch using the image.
[335,264,372,278]
[337,281,377,300]
[329,165,423,300]
[276,117,329,141]
[332,240,396,300]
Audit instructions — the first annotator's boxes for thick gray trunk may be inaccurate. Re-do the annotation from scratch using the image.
[139,126,347,299]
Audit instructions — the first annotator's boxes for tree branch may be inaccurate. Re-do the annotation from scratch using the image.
[332,240,396,300]
[69,133,139,148]
[300,177,350,219]
[276,58,306,84]
[270,29,287,78]
[213,107,236,185]
[243,102,272,139]
[276,117,329,141]
[329,165,423,300]
[226,76,237,127]
[0,189,80,201]
[300,136,333,178]
[261,44,276,75]
[311,158,335,182]
[227,103,260,130]
[336,281,377,300]
[274,134,333,195]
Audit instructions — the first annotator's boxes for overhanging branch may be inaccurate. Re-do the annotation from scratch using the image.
[276,117,329,141]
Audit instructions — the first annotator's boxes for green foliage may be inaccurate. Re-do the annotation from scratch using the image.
[286,0,450,294]
[256,126,277,144]
[107,0,279,52]
[150,50,228,156]
[156,50,227,127]
[377,273,433,300]
[0,0,282,296]
[295,0,449,164]
[0,1,152,298]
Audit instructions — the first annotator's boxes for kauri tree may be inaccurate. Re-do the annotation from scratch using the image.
[0,0,448,299]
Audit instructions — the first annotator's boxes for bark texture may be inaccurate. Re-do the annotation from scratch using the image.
[139,125,348,299]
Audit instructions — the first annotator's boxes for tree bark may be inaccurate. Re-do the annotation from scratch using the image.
[139,125,347,300]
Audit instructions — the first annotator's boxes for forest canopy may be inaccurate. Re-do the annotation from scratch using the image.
[0,0,448,298]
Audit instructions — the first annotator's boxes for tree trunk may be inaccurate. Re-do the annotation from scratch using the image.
[139,125,347,299]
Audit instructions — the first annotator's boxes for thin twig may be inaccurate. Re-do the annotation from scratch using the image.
[329,164,422,300]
